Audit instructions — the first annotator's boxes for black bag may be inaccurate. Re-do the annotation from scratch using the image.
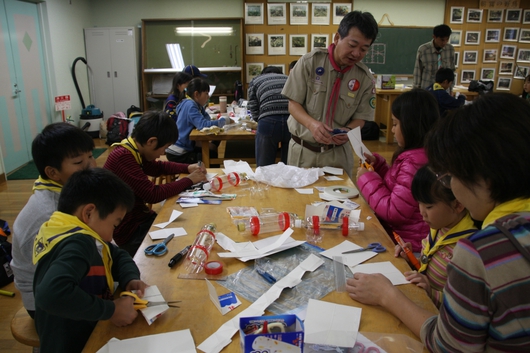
[105,112,130,145]
[126,105,142,119]
[0,228,14,288]
[468,80,493,95]
[361,121,380,140]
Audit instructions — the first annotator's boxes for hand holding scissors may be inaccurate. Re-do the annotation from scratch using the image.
[120,291,181,309]
[342,242,386,254]
[144,233,174,256]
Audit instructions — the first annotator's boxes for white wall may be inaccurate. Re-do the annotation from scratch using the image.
[354,0,445,26]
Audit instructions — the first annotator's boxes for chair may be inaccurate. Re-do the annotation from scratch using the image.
[146,174,176,210]
[11,306,39,352]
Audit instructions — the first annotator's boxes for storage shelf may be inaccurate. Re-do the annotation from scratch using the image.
[144,67,242,73]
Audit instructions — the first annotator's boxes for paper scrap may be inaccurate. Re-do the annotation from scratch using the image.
[295,188,314,194]
[149,227,187,240]
[349,261,409,286]
[348,127,372,163]
[180,202,198,208]
[222,160,255,178]
[324,176,343,181]
[322,166,343,175]
[153,209,183,228]
[136,285,169,325]
[205,279,241,315]
[96,329,196,353]
[320,240,377,267]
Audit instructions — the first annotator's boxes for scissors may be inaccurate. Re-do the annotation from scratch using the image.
[359,147,374,171]
[120,291,181,309]
[342,242,386,254]
[144,233,174,256]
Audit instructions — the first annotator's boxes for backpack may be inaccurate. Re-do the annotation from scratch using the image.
[0,221,13,288]
[468,80,493,95]
[105,112,130,145]
[126,105,142,119]
[361,121,380,140]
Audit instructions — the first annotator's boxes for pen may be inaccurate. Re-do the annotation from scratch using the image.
[256,268,276,284]
[168,245,191,268]
[393,232,421,270]
[0,289,15,297]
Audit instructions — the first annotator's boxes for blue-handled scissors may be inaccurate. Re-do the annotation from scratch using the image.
[144,233,174,256]
[341,242,386,254]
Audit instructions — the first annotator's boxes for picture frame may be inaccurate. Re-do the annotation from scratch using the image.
[514,65,529,79]
[268,34,286,56]
[483,49,498,63]
[485,29,500,43]
[311,3,330,25]
[333,3,352,25]
[267,3,286,25]
[519,29,530,43]
[465,31,481,45]
[505,9,522,23]
[461,70,476,83]
[246,33,265,55]
[463,51,478,64]
[454,52,459,68]
[267,64,285,75]
[453,72,458,85]
[517,48,530,63]
[449,31,461,47]
[245,3,264,25]
[311,34,329,51]
[450,6,464,24]
[499,61,514,75]
[524,9,530,24]
[481,68,495,80]
[290,3,308,25]
[497,77,512,90]
[467,9,483,23]
[487,9,503,23]
[246,63,264,83]
[289,34,308,56]
[504,27,520,42]
[501,45,517,59]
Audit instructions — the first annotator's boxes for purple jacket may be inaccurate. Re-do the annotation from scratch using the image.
[357,148,429,252]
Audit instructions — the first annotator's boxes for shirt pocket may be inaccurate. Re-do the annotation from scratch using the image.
[335,93,360,122]
[306,80,328,118]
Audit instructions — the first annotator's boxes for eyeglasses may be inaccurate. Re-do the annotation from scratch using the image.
[436,172,452,188]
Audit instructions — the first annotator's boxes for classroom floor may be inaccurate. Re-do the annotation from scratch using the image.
[0,137,396,352]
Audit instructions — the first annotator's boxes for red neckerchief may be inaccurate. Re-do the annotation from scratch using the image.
[325,43,354,126]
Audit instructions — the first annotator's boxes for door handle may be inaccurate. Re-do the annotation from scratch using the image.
[13,83,21,95]
[114,71,117,78]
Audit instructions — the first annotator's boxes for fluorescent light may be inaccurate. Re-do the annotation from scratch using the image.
[175,27,233,34]
[166,43,185,70]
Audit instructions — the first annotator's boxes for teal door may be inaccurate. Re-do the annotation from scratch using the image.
[0,0,50,174]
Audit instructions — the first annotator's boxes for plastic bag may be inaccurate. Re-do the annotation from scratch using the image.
[254,162,322,188]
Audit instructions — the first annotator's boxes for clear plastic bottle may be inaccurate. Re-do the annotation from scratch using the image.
[304,216,364,243]
[235,212,295,236]
[185,223,217,273]
[204,172,245,192]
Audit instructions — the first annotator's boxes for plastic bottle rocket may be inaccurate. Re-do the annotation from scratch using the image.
[305,216,364,243]
[185,223,217,273]
[235,212,296,236]
[204,172,246,192]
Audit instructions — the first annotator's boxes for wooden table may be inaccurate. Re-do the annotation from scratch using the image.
[189,129,256,167]
[83,172,437,352]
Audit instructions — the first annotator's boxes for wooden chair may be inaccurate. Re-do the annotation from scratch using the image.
[146,174,177,210]
[11,306,39,352]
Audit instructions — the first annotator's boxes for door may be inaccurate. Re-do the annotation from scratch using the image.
[0,0,50,174]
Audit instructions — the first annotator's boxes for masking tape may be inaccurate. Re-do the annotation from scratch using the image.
[323,185,359,199]
[204,261,224,275]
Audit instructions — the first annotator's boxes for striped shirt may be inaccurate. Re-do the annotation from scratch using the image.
[413,40,455,89]
[247,73,289,121]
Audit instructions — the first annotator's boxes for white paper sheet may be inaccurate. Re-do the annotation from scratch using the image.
[95,329,196,353]
[222,160,255,178]
[348,127,372,163]
[295,188,314,194]
[148,227,187,240]
[322,166,343,175]
[320,240,378,267]
[153,209,183,228]
[137,285,169,325]
[205,279,241,315]
[323,176,343,181]
[349,261,409,286]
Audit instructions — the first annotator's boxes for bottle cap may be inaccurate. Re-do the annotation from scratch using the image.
[204,261,223,275]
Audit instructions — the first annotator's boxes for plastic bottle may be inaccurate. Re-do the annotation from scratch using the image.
[235,212,296,236]
[219,96,227,113]
[304,216,365,243]
[204,172,245,192]
[185,223,217,273]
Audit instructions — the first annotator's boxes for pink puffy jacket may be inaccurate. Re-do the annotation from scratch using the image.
[357,148,429,252]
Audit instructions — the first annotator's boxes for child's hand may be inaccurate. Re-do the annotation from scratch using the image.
[356,166,371,179]
[186,168,207,184]
[125,280,149,298]
[110,296,138,327]
[188,163,206,174]
[404,271,431,296]
[394,242,413,259]
[363,152,376,165]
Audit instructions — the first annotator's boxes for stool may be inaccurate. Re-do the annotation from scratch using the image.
[11,306,40,352]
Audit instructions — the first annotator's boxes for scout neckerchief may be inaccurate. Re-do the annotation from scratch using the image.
[112,137,143,168]
[483,198,530,228]
[325,43,354,127]
[419,212,476,273]
[32,176,62,193]
[33,211,114,292]
[433,83,445,91]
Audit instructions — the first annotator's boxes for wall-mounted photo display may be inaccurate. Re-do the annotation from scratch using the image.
[499,61,515,75]
[467,8,483,23]
[497,77,512,90]
[517,48,530,63]
[450,6,464,24]
[481,68,495,80]
[311,3,330,25]
[514,65,529,79]
[463,51,478,64]
[246,33,265,55]
[504,27,520,42]
[524,9,530,24]
[311,34,329,51]
[245,3,264,25]
[290,3,308,25]
[267,3,286,25]
[487,9,504,23]
[506,9,522,23]
[483,49,498,63]
[501,44,517,59]
[461,70,476,83]
[333,3,352,25]
[485,29,500,43]
[246,62,264,83]
[450,30,461,46]
[267,64,285,74]
[268,34,286,55]
[453,71,458,85]
[454,52,459,68]
[289,34,308,56]
[519,29,530,43]
[465,31,481,45]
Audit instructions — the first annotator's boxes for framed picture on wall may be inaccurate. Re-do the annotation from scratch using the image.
[246,33,265,55]
[501,44,517,59]
[461,70,476,83]
[504,27,520,42]
[517,48,530,63]
[481,68,495,80]
[465,31,481,45]
[454,52,459,68]
[467,9,483,23]
[311,34,329,51]
[463,51,478,64]
[487,9,503,23]
[245,3,264,25]
[290,34,308,56]
[453,72,458,85]
[514,65,529,79]
[311,3,330,25]
[499,61,514,75]
[290,3,308,25]
[450,6,464,24]
[506,9,522,23]
[519,29,530,43]
[449,31,461,46]
[524,9,530,24]
[267,64,285,74]
[246,63,264,83]
[485,29,500,43]
[333,3,352,25]
[483,49,498,63]
[268,34,286,55]
[497,77,512,90]
[267,3,286,25]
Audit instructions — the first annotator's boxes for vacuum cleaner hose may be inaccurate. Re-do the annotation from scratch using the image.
[72,57,88,109]
[80,122,90,131]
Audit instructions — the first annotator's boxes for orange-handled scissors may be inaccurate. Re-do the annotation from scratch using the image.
[120,291,180,309]
[359,147,374,171]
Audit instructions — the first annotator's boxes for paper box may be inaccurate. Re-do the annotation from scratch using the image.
[376,75,396,89]
[240,315,304,353]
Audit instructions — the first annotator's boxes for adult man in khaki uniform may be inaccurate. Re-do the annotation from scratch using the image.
[282,11,378,179]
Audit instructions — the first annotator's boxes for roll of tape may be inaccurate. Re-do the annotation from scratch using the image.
[204,261,224,275]
[323,185,359,198]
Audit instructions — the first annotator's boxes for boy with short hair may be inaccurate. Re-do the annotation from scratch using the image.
[11,122,96,318]
[104,111,207,256]
[426,67,466,117]
[33,168,146,353]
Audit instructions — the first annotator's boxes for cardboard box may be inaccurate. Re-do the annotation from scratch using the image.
[240,315,304,353]
[376,75,396,89]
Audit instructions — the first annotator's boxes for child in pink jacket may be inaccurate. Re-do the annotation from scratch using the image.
[356,89,440,252]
